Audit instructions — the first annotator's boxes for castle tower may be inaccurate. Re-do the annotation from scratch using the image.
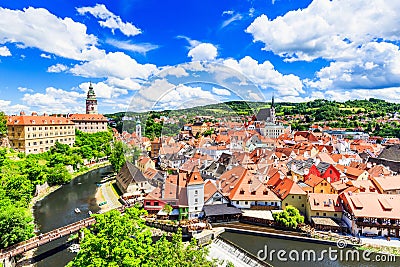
[86,82,98,114]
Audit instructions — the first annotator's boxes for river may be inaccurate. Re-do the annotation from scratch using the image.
[33,166,112,267]
[221,231,399,267]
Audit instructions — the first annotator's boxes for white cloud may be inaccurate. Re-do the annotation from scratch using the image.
[78,82,128,99]
[246,0,400,62]
[22,87,85,113]
[221,13,243,28]
[222,56,304,96]
[40,53,51,59]
[188,43,218,61]
[106,77,141,91]
[17,86,33,93]
[0,46,11,56]
[323,88,400,103]
[77,4,141,37]
[47,63,68,73]
[106,39,159,54]
[158,66,189,78]
[0,7,103,61]
[70,51,158,79]
[0,99,29,115]
[212,87,231,96]
[306,41,400,90]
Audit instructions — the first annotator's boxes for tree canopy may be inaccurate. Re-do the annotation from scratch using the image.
[109,141,126,173]
[68,207,216,267]
[272,206,304,229]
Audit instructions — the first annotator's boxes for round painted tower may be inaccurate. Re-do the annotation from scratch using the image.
[86,82,98,114]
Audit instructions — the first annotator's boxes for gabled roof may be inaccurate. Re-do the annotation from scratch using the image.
[186,171,204,186]
[116,162,148,192]
[377,145,400,162]
[7,115,74,126]
[304,174,324,188]
[308,193,342,212]
[272,178,306,199]
[69,113,108,122]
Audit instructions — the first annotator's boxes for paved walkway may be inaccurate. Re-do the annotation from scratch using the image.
[99,182,121,213]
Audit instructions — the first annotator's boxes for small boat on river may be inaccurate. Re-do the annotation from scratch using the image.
[74,208,81,213]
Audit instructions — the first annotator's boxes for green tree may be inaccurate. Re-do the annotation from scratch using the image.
[272,206,304,229]
[0,199,34,248]
[110,141,126,172]
[67,207,215,267]
[47,164,72,185]
[0,111,6,137]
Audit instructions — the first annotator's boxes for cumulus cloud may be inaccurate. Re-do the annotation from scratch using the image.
[77,4,141,37]
[306,41,400,90]
[212,87,231,96]
[47,63,68,73]
[21,87,85,113]
[188,43,218,61]
[70,51,158,79]
[0,99,29,115]
[79,81,128,99]
[246,0,400,62]
[0,7,102,61]
[222,56,304,96]
[106,39,159,54]
[0,46,11,56]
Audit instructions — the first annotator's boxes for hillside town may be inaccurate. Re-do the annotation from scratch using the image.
[109,94,400,240]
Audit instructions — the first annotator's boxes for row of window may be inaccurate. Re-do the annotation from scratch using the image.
[27,132,73,138]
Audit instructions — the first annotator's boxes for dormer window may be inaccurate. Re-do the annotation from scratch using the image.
[248,179,252,184]
[239,189,245,195]
[263,190,268,195]
[251,191,256,195]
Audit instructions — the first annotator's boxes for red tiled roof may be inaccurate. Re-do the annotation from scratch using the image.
[69,113,108,121]
[7,115,74,125]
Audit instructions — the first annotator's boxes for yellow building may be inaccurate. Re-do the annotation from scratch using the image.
[7,112,75,154]
[273,177,307,214]
[305,193,343,222]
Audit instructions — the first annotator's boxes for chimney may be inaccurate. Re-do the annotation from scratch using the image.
[20,111,26,116]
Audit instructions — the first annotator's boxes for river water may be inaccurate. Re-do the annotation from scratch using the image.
[33,165,398,267]
[221,231,399,267]
[33,166,112,267]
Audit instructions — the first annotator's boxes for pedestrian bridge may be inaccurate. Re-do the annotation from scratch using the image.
[0,206,126,266]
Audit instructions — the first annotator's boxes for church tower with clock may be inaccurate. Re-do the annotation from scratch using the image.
[86,82,98,114]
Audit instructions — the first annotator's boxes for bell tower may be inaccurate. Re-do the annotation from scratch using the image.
[86,82,98,114]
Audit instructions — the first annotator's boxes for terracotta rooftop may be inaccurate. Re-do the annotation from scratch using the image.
[307,193,343,212]
[341,192,400,219]
[7,115,74,126]
[69,113,107,122]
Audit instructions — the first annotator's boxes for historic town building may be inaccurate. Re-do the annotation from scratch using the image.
[7,112,75,154]
[69,83,108,133]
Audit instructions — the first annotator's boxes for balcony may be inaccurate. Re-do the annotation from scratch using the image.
[356,218,400,229]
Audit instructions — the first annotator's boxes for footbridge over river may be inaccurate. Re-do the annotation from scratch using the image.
[0,206,127,267]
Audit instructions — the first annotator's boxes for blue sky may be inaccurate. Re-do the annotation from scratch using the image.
[1,0,400,114]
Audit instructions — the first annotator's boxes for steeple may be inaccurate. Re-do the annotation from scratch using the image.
[271,94,275,109]
[86,82,98,114]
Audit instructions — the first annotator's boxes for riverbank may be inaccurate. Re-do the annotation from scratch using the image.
[29,161,112,214]
[18,163,112,267]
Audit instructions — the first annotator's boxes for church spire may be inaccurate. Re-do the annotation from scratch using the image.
[271,94,275,109]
